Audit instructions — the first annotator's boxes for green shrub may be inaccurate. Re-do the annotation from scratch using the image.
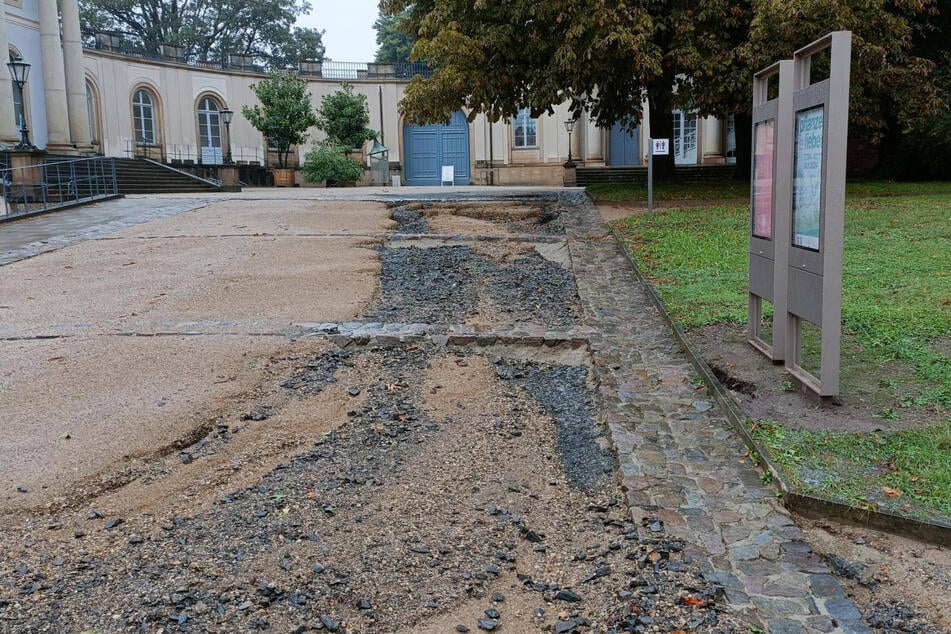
[302,143,364,185]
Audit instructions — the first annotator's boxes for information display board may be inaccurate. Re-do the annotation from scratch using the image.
[752,119,775,239]
[792,106,824,250]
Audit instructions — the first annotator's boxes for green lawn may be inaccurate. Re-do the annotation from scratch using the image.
[610,188,951,519]
[750,420,951,520]
[589,179,951,204]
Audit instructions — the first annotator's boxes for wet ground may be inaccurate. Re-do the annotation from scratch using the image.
[0,189,946,632]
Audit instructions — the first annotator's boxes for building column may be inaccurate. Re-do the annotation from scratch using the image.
[60,0,91,150]
[571,116,583,165]
[702,115,725,164]
[585,116,603,163]
[0,1,20,144]
[38,0,71,150]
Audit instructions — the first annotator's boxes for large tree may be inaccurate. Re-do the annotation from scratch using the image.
[242,71,318,168]
[374,9,416,63]
[386,0,944,180]
[80,0,325,68]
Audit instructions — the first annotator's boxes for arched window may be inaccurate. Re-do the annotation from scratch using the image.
[197,96,222,163]
[132,88,157,144]
[86,80,99,144]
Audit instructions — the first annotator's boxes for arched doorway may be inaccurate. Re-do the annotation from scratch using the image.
[402,111,470,185]
[197,96,223,164]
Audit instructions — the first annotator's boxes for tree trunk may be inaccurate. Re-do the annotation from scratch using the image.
[733,111,752,181]
[647,84,676,181]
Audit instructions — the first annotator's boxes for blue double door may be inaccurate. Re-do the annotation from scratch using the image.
[609,122,641,166]
[403,111,470,185]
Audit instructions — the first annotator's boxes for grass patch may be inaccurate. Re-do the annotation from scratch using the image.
[749,419,951,521]
[612,195,951,409]
[613,191,950,519]
[588,180,749,203]
[588,178,951,204]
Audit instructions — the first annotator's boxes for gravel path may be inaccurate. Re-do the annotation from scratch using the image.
[365,246,582,327]
[0,345,746,633]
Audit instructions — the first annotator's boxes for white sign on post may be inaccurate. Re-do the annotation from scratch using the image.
[441,165,454,186]
[652,138,670,155]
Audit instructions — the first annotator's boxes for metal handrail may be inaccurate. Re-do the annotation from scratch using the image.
[1,156,118,220]
[139,158,222,187]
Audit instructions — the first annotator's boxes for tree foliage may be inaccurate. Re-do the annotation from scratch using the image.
[384,0,945,179]
[374,9,416,63]
[315,83,377,153]
[80,0,325,67]
[242,72,319,168]
[302,143,365,184]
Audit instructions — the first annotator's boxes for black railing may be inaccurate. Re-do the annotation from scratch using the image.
[1,157,118,220]
[84,32,434,79]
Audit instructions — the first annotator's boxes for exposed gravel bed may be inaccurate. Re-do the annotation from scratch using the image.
[0,345,745,633]
[489,254,582,329]
[390,208,430,234]
[365,246,480,324]
[387,201,566,235]
[365,246,582,327]
[494,361,613,492]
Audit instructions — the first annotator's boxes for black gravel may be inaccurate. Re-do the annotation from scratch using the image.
[365,245,479,324]
[865,602,931,633]
[489,252,581,327]
[364,246,581,326]
[280,350,354,395]
[494,360,614,492]
[390,207,430,233]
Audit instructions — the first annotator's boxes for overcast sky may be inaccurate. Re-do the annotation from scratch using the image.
[297,0,380,62]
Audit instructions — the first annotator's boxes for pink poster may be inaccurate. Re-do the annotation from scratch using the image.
[752,120,775,239]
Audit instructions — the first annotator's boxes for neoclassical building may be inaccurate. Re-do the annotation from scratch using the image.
[1,0,736,186]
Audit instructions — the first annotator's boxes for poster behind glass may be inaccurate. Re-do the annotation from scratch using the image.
[752,119,775,239]
[793,107,824,250]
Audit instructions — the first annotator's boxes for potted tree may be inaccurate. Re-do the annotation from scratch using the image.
[303,82,377,186]
[242,71,318,186]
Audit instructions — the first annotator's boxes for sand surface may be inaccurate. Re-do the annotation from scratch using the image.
[0,200,388,511]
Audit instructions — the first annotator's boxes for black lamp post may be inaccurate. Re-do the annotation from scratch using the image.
[220,108,234,164]
[7,59,35,150]
[563,119,576,168]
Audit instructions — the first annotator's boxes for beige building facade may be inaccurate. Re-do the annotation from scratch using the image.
[2,0,734,185]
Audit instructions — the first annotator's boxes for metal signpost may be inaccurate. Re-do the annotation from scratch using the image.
[648,138,669,215]
[748,59,794,361]
[747,31,852,399]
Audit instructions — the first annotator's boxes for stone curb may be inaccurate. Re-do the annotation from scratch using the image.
[612,227,951,548]
[295,322,590,350]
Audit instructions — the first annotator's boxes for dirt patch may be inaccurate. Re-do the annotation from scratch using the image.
[687,322,940,432]
[0,344,746,633]
[390,201,564,235]
[798,516,951,632]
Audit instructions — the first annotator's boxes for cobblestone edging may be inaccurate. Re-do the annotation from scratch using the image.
[559,192,870,634]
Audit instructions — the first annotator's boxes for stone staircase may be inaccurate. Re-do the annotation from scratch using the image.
[576,164,737,186]
[113,158,221,194]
